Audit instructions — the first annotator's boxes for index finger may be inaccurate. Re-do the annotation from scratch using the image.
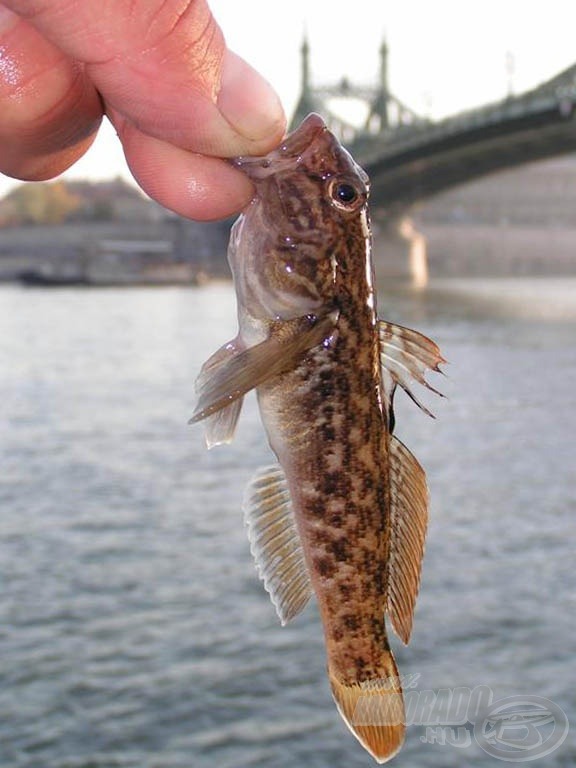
[0,5,102,180]
[2,0,286,158]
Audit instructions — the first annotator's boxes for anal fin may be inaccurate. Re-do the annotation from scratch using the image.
[243,465,312,625]
[386,436,429,645]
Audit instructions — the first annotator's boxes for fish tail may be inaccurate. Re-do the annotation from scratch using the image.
[328,651,405,764]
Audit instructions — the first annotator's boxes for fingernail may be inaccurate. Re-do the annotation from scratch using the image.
[0,5,19,34]
[218,49,286,146]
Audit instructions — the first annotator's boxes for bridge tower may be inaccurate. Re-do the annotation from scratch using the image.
[291,34,409,138]
[367,38,390,131]
[290,34,429,287]
[292,35,321,128]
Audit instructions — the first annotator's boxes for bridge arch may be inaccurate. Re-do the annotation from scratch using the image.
[291,38,576,283]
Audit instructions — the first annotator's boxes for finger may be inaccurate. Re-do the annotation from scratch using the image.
[0,4,103,180]
[112,114,254,221]
[3,0,286,158]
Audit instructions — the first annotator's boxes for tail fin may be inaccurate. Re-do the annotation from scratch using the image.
[329,651,405,764]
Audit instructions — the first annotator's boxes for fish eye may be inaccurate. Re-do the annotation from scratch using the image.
[328,179,363,211]
[336,183,357,203]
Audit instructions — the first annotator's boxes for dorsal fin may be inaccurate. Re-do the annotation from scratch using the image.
[379,320,445,419]
[386,436,429,645]
[243,465,312,625]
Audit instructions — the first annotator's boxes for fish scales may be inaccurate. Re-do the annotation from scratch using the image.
[190,113,445,763]
[258,245,391,680]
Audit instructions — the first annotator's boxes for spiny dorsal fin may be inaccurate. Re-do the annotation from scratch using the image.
[379,320,445,419]
[189,312,338,425]
[386,436,429,645]
[243,465,312,625]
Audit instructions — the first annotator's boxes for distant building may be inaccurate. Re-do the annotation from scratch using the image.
[66,178,165,222]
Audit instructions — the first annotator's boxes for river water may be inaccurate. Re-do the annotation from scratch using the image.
[0,277,574,768]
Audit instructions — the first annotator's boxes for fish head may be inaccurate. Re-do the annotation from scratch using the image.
[229,113,370,322]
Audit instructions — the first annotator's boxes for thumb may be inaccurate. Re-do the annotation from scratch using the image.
[217,49,287,153]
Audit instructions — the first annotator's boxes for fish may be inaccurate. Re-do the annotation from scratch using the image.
[189,113,444,763]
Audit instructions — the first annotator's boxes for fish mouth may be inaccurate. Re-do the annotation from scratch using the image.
[230,113,328,181]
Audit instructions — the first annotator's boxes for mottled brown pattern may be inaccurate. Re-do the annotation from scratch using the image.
[237,118,395,687]
[223,114,411,760]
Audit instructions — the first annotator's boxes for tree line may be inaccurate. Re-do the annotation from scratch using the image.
[0,178,148,227]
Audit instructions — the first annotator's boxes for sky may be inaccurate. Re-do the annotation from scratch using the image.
[1,0,575,199]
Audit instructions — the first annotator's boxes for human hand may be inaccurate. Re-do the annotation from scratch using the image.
[0,1,286,220]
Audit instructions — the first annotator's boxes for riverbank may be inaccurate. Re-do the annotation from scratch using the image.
[1,217,575,286]
[0,219,230,284]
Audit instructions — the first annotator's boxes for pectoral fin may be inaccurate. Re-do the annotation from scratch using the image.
[189,340,245,447]
[386,436,429,645]
[203,399,244,449]
[189,312,338,425]
[379,321,445,421]
[243,464,312,625]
